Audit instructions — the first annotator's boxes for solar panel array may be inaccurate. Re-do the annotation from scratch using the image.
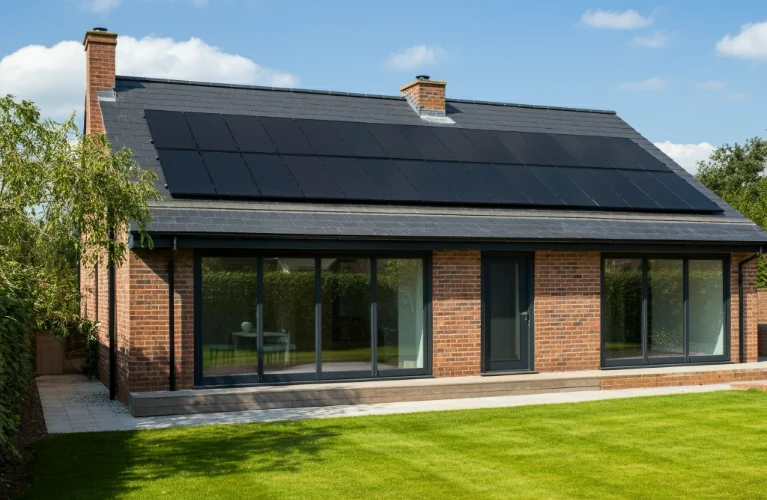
[145,110,722,213]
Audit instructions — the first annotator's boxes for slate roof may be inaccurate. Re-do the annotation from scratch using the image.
[99,76,767,246]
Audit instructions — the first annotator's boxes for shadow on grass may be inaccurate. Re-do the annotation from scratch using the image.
[24,421,344,500]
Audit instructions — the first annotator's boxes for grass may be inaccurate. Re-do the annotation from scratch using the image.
[21,391,767,500]
[201,345,403,368]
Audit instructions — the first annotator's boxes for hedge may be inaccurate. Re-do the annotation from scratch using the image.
[0,279,35,460]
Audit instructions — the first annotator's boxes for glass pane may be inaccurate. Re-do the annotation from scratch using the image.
[376,259,425,371]
[647,259,684,358]
[487,260,521,362]
[603,259,643,361]
[200,257,258,377]
[689,260,725,356]
[321,258,372,373]
[263,257,316,375]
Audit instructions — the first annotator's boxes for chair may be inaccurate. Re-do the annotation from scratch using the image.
[209,344,235,365]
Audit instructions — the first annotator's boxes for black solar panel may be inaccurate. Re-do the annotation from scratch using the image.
[398,126,455,161]
[201,152,259,197]
[591,169,659,210]
[520,133,582,167]
[495,165,562,206]
[186,113,238,152]
[528,165,596,207]
[429,162,495,204]
[157,150,215,196]
[577,136,642,170]
[395,160,458,203]
[429,128,486,162]
[242,153,302,199]
[467,164,529,205]
[259,117,315,155]
[322,157,384,201]
[223,115,276,154]
[364,123,422,160]
[282,156,343,200]
[611,138,670,172]
[296,120,352,156]
[145,110,196,150]
[358,159,421,202]
[561,167,629,208]
[552,135,612,169]
[460,129,519,164]
[620,170,690,210]
[494,131,552,165]
[330,121,386,157]
[650,172,722,212]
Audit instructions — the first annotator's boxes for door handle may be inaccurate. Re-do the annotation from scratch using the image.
[520,311,529,322]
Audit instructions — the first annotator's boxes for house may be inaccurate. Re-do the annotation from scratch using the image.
[80,29,767,412]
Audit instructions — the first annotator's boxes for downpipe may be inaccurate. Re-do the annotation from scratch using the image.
[168,237,178,391]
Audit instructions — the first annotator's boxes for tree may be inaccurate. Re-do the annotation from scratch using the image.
[696,137,767,286]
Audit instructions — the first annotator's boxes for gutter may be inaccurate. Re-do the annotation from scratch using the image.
[738,247,762,363]
[108,228,116,400]
[168,237,177,391]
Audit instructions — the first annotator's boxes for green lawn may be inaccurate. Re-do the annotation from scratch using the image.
[21,391,767,500]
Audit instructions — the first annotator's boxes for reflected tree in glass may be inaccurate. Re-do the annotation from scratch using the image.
[377,259,425,370]
[603,259,643,360]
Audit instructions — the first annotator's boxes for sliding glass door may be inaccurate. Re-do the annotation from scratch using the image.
[196,253,430,386]
[602,255,729,368]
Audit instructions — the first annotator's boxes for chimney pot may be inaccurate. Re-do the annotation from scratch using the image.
[93,27,108,32]
[416,75,430,81]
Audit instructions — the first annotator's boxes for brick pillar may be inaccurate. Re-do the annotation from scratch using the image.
[533,251,601,372]
[83,29,117,135]
[431,250,482,377]
[731,253,758,363]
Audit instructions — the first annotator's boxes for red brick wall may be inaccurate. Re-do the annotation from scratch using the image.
[731,253,758,363]
[431,250,482,377]
[533,251,601,372]
[601,368,767,390]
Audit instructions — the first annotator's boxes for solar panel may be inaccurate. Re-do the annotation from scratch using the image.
[561,167,629,208]
[395,160,458,203]
[429,161,495,204]
[577,136,642,170]
[620,170,690,210]
[295,120,353,156]
[527,165,596,207]
[282,156,344,200]
[494,131,551,165]
[590,169,660,210]
[495,165,562,206]
[429,127,486,162]
[145,110,196,150]
[223,115,276,154]
[552,135,612,169]
[650,172,722,212]
[258,117,315,155]
[611,138,670,172]
[330,121,386,157]
[520,133,582,167]
[358,158,421,202]
[322,157,384,201]
[364,123,422,160]
[460,129,519,164]
[185,113,238,152]
[398,126,456,161]
[242,153,303,199]
[467,164,529,205]
[157,150,216,196]
[201,152,259,197]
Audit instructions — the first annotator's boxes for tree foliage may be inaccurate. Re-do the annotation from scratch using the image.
[696,137,767,286]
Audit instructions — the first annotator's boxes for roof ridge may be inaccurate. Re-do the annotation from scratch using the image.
[114,75,616,115]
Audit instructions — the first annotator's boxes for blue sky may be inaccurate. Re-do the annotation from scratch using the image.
[1,1,766,172]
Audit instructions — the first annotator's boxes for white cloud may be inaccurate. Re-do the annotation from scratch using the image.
[617,77,667,91]
[725,91,752,102]
[580,9,652,30]
[79,0,121,12]
[654,141,716,174]
[632,31,670,48]
[0,35,298,122]
[385,45,443,71]
[716,20,767,61]
[695,80,727,91]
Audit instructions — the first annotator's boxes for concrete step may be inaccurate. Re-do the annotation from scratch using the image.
[130,374,600,417]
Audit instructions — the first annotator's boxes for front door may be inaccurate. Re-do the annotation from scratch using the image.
[482,254,532,372]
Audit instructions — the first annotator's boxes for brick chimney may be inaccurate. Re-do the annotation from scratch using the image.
[400,75,447,119]
[83,28,117,136]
